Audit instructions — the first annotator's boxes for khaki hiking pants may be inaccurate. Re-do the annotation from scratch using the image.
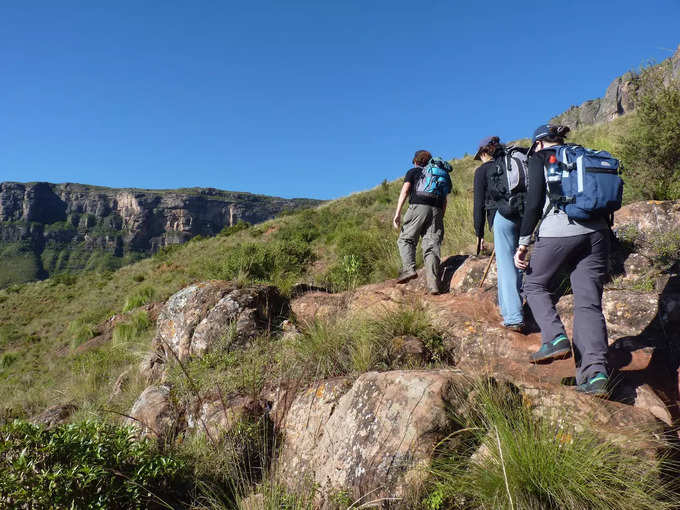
[397,203,443,292]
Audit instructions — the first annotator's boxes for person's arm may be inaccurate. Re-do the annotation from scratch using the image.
[473,166,487,248]
[515,154,547,269]
[393,181,411,229]
[518,154,547,245]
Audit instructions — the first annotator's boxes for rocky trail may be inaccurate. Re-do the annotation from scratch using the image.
[65,199,680,507]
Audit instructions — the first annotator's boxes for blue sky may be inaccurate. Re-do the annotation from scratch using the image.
[2,1,679,200]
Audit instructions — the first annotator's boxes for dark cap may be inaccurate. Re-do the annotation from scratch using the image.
[528,124,554,154]
[531,124,554,145]
[473,136,499,161]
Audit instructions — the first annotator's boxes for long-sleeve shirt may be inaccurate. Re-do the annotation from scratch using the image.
[518,149,608,246]
[473,161,497,238]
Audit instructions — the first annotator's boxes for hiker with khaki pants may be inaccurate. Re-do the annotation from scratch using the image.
[393,150,452,295]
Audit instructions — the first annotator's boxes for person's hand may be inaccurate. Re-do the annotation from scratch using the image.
[514,245,529,270]
[478,237,485,255]
[393,214,401,230]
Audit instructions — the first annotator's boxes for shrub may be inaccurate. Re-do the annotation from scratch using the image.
[122,286,155,312]
[112,311,152,345]
[618,63,680,200]
[68,319,97,349]
[0,420,190,509]
[219,220,251,237]
[424,380,676,510]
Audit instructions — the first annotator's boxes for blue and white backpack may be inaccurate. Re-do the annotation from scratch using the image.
[414,157,453,200]
[545,144,624,221]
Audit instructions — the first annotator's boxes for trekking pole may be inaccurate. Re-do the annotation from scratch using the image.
[479,248,496,288]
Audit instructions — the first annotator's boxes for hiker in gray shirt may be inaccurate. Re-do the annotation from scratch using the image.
[393,150,452,295]
[515,125,611,396]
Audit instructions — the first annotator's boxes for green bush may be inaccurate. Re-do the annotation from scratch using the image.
[122,286,156,312]
[425,380,676,510]
[219,220,251,237]
[0,420,190,509]
[618,63,680,200]
[112,311,153,345]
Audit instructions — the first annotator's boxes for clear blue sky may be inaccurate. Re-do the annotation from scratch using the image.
[2,1,679,200]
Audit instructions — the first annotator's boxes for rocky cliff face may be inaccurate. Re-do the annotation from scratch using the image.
[0,182,319,286]
[550,45,680,128]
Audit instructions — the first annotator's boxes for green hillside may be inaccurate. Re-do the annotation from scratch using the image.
[0,113,646,422]
[1,65,680,507]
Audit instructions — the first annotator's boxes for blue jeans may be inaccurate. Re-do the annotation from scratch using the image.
[493,212,523,325]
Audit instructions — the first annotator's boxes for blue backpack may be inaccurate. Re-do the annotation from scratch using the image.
[414,157,453,200]
[545,144,623,221]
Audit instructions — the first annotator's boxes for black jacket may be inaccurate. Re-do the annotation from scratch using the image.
[473,161,497,238]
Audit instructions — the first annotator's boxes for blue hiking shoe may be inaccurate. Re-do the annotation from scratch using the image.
[529,334,571,363]
[576,373,610,397]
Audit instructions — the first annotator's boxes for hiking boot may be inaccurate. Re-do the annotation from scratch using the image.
[529,334,571,363]
[575,373,610,398]
[502,322,525,333]
[397,269,417,284]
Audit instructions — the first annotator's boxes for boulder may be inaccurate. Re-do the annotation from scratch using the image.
[449,256,497,294]
[614,200,680,259]
[126,385,181,439]
[154,281,288,362]
[186,395,265,440]
[30,404,77,428]
[557,290,659,342]
[276,370,467,507]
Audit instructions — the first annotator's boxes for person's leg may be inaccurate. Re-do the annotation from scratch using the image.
[493,212,523,325]
[570,230,610,385]
[422,206,443,293]
[525,236,582,345]
[397,204,426,275]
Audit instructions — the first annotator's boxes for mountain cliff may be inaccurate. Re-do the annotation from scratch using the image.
[0,182,320,287]
[550,45,680,128]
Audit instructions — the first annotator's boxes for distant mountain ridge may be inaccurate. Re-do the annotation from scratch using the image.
[0,181,320,287]
[550,45,680,129]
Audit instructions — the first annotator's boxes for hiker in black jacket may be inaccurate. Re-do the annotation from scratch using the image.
[473,136,524,331]
[514,124,611,396]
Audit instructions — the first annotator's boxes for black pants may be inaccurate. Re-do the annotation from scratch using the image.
[524,230,610,385]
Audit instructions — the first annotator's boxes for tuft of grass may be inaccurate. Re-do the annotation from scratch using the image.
[122,286,156,312]
[68,319,97,349]
[424,379,677,510]
[112,311,153,346]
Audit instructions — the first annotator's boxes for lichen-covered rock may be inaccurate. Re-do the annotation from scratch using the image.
[449,256,497,294]
[154,281,287,362]
[126,385,181,439]
[30,404,77,428]
[557,290,659,342]
[276,370,467,507]
[614,200,680,259]
[186,395,265,439]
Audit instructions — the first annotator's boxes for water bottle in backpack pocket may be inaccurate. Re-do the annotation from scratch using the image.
[547,144,623,221]
[414,157,453,200]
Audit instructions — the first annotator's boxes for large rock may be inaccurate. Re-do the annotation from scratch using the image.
[154,281,288,362]
[186,395,265,440]
[449,255,497,294]
[614,200,680,259]
[30,404,77,428]
[276,370,466,507]
[126,385,182,439]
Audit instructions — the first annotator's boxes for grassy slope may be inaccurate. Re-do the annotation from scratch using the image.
[0,116,633,419]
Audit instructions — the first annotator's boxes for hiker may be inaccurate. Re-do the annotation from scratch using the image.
[473,136,526,332]
[393,150,452,294]
[515,124,617,396]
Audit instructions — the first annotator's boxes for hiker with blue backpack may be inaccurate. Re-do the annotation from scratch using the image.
[473,136,528,332]
[393,150,453,294]
[514,124,623,396]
